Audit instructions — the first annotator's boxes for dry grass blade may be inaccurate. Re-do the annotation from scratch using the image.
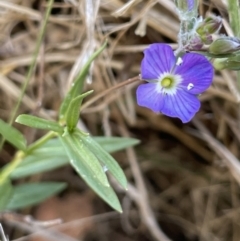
[193,119,240,185]
[0,224,8,241]
[5,219,78,241]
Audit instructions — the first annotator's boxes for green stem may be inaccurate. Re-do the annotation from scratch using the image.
[0,151,24,185]
[0,0,54,151]
[228,0,240,38]
[178,19,189,48]
[0,131,57,184]
[228,0,240,89]
[27,131,57,153]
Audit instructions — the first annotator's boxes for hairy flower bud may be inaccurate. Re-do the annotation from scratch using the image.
[197,16,222,35]
[186,34,203,50]
[196,16,222,44]
[212,58,227,70]
[209,37,240,54]
[174,0,198,19]
[213,55,240,71]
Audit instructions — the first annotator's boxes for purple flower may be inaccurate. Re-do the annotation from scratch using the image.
[136,44,214,123]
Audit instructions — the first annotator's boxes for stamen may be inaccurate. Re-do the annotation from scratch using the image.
[161,78,172,87]
[187,83,194,90]
[157,73,182,95]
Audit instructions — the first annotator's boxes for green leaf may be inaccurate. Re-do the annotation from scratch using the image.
[228,0,240,85]
[32,136,140,154]
[66,90,93,132]
[59,41,107,121]
[59,132,122,212]
[10,154,68,179]
[0,179,13,211]
[60,129,109,187]
[76,131,128,189]
[215,54,240,70]
[94,136,140,153]
[8,141,68,178]
[194,51,238,58]
[10,136,140,180]
[5,182,67,210]
[16,114,63,133]
[228,0,240,38]
[0,119,26,151]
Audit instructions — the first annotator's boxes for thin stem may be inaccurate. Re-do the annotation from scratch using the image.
[228,0,240,89]
[81,75,140,111]
[178,19,189,49]
[27,131,57,153]
[0,131,56,184]
[0,0,54,151]
[228,0,240,38]
[0,151,25,185]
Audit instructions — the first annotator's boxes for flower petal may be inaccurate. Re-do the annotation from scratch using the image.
[175,53,213,94]
[160,90,200,123]
[141,44,176,80]
[136,83,164,112]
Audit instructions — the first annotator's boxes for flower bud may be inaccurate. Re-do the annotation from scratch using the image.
[174,0,198,19]
[212,58,228,70]
[186,34,203,50]
[209,37,240,54]
[196,16,222,44]
[197,16,222,35]
[213,55,240,71]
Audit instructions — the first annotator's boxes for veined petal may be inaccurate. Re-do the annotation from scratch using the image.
[136,83,164,112]
[175,53,213,94]
[160,90,200,123]
[141,44,176,80]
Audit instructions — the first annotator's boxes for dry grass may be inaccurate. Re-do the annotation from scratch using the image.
[1,0,240,241]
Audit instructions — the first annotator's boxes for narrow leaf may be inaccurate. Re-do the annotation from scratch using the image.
[76,131,128,189]
[193,51,236,58]
[59,41,107,120]
[16,114,63,133]
[228,0,240,87]
[10,155,68,179]
[66,90,93,132]
[31,138,67,155]
[10,136,140,180]
[0,179,13,211]
[94,136,140,153]
[6,182,67,210]
[33,136,140,154]
[0,119,26,151]
[60,133,122,212]
[60,130,109,187]
[228,0,240,38]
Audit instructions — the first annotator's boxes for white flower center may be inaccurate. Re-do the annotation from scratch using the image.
[156,72,182,95]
